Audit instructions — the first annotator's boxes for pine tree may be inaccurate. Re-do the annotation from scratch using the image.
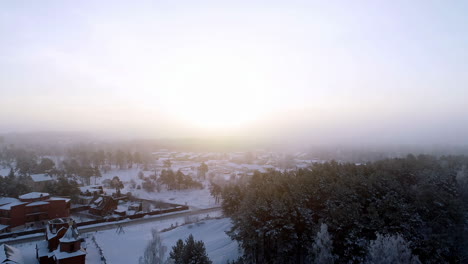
[365,233,421,264]
[7,168,15,179]
[169,234,212,264]
[310,223,336,264]
[197,162,208,180]
[170,239,185,264]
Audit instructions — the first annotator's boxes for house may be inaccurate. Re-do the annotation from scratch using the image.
[29,174,54,192]
[77,185,104,205]
[0,192,70,232]
[0,243,24,264]
[79,185,104,197]
[36,219,86,264]
[88,195,119,216]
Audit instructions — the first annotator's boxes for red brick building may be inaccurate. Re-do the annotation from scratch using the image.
[0,192,70,231]
[36,218,86,264]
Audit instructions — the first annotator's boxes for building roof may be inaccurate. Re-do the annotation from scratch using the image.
[79,185,103,193]
[0,244,24,264]
[46,226,67,240]
[59,226,81,243]
[25,201,49,207]
[18,192,49,200]
[53,248,86,260]
[0,202,27,210]
[49,217,72,225]
[35,241,49,258]
[48,197,71,203]
[30,174,53,182]
[0,197,19,206]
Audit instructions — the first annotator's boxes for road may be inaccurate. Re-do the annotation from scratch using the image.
[2,207,222,245]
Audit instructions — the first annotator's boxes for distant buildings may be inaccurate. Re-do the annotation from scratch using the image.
[0,192,70,232]
[36,218,86,264]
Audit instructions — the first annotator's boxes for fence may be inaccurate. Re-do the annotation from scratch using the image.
[0,205,189,240]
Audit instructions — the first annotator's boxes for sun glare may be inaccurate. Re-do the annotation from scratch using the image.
[153,51,272,131]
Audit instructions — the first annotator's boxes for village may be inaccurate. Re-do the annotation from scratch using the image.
[0,149,320,263]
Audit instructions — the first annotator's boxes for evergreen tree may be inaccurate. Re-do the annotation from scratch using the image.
[37,157,55,173]
[197,162,208,180]
[170,239,185,264]
[115,149,126,169]
[7,168,14,178]
[365,233,421,264]
[310,223,336,264]
[169,234,212,264]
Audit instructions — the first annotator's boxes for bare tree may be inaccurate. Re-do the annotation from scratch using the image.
[139,229,167,264]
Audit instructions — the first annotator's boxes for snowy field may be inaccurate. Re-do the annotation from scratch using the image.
[97,166,218,209]
[132,187,217,209]
[95,217,239,264]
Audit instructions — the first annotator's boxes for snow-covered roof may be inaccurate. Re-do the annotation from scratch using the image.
[30,174,53,182]
[47,226,66,240]
[0,202,27,210]
[26,201,49,207]
[59,226,81,243]
[0,225,8,231]
[18,192,49,200]
[49,197,71,203]
[0,244,24,264]
[53,248,86,260]
[49,217,71,225]
[36,241,49,258]
[0,197,19,206]
[79,185,103,193]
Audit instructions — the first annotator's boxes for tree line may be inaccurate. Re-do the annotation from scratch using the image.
[221,155,468,263]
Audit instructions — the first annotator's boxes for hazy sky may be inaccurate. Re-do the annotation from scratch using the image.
[1,1,467,144]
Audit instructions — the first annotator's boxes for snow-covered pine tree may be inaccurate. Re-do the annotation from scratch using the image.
[365,233,421,264]
[309,223,336,264]
[169,234,212,264]
[169,239,185,264]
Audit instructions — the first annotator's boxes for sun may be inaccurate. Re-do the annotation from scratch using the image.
[153,51,272,131]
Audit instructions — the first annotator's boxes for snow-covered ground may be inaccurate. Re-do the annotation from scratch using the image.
[97,166,218,209]
[133,187,217,209]
[161,218,239,263]
[11,212,239,264]
[0,167,11,177]
[95,217,238,264]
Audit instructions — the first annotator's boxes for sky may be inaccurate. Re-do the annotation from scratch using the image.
[1,0,467,145]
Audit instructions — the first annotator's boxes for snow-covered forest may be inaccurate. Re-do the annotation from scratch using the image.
[220,155,468,263]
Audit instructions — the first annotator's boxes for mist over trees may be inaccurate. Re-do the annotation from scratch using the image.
[158,169,203,190]
[221,155,468,263]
